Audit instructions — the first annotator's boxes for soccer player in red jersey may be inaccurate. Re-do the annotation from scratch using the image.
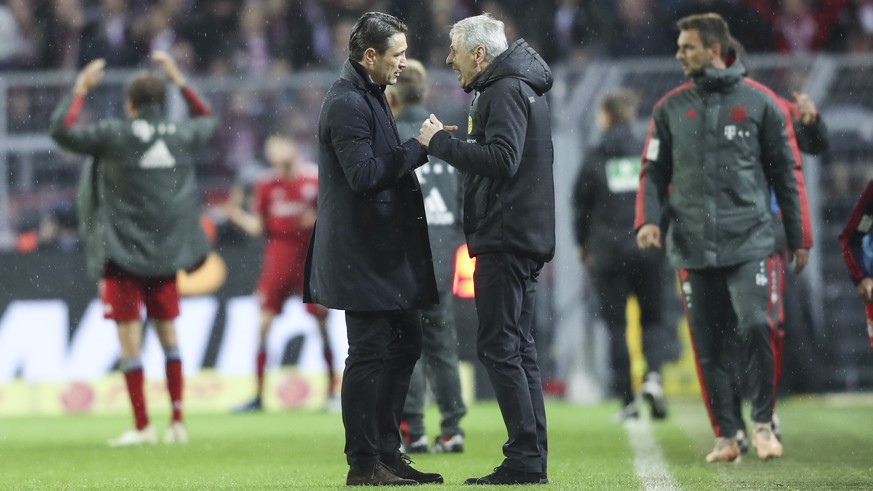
[224,136,337,412]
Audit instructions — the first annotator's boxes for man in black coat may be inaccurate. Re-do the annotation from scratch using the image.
[302,12,441,487]
[418,13,555,486]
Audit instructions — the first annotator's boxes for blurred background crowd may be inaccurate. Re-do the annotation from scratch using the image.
[3,0,873,254]
[1,0,872,75]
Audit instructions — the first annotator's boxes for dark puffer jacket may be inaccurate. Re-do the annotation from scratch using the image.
[428,39,555,263]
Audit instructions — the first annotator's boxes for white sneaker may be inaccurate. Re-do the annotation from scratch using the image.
[325,394,342,413]
[108,425,157,447]
[163,422,188,444]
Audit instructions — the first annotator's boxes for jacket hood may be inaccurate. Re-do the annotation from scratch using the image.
[468,39,553,95]
[693,60,746,93]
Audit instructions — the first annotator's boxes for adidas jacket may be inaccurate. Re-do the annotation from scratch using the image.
[49,89,217,278]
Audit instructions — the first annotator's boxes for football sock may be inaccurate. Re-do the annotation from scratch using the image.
[121,357,148,430]
[164,347,184,423]
[255,349,267,399]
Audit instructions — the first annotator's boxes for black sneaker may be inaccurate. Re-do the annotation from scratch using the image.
[346,462,417,486]
[465,466,548,485]
[231,397,263,414]
[383,454,444,484]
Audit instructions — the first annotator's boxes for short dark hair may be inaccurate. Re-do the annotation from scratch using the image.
[599,89,639,126]
[125,71,165,109]
[348,12,407,62]
[676,13,733,60]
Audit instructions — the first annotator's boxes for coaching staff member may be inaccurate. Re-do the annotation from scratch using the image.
[302,11,441,487]
[418,13,554,486]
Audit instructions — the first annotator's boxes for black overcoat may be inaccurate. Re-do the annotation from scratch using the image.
[303,60,438,311]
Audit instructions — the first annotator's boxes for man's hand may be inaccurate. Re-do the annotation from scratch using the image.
[636,224,662,249]
[787,248,810,274]
[74,59,106,95]
[417,114,458,150]
[792,91,819,125]
[857,277,873,304]
[152,51,186,87]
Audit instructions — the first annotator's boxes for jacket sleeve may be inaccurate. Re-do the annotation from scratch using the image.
[840,180,873,285]
[634,107,672,231]
[428,81,528,179]
[49,93,110,156]
[328,92,427,194]
[572,150,597,248]
[793,116,829,156]
[761,98,814,251]
[180,85,218,146]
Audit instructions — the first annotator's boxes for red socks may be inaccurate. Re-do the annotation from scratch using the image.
[123,367,149,430]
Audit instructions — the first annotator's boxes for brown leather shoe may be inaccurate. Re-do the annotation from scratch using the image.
[346,462,418,486]
[383,454,444,484]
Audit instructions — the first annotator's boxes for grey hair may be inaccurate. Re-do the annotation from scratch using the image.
[449,13,508,62]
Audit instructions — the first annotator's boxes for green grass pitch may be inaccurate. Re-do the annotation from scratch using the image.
[1,397,871,490]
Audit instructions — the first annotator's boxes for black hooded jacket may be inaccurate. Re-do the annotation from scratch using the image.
[428,39,555,262]
[572,124,644,267]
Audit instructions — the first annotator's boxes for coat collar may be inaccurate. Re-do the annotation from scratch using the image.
[340,59,385,95]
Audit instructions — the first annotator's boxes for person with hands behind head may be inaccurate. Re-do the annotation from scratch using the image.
[634,13,812,464]
[302,11,442,487]
[418,13,554,486]
[49,52,217,447]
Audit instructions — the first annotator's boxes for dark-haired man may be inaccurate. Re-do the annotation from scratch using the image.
[634,13,812,463]
[49,52,217,447]
[303,11,442,487]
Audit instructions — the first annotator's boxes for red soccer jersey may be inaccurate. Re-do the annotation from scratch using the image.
[253,172,318,244]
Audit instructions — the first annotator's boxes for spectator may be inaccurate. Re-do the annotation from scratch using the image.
[78,0,144,67]
[608,0,674,57]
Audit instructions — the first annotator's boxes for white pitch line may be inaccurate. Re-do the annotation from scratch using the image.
[625,418,681,491]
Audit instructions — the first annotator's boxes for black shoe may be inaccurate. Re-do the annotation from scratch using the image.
[231,397,263,414]
[465,466,548,485]
[346,462,418,486]
[383,454,443,484]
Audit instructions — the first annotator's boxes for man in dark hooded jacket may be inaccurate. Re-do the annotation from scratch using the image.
[418,13,554,486]
[572,88,676,424]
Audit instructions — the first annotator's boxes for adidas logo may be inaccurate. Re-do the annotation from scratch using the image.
[423,188,455,225]
[139,139,176,169]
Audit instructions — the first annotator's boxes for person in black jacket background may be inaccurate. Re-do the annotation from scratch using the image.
[418,13,554,486]
[572,89,678,424]
[302,12,441,487]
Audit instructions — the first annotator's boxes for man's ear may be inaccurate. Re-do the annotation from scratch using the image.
[363,47,377,66]
[475,45,486,64]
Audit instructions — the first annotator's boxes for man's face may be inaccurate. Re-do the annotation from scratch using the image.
[369,33,408,86]
[676,29,717,77]
[447,33,481,89]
